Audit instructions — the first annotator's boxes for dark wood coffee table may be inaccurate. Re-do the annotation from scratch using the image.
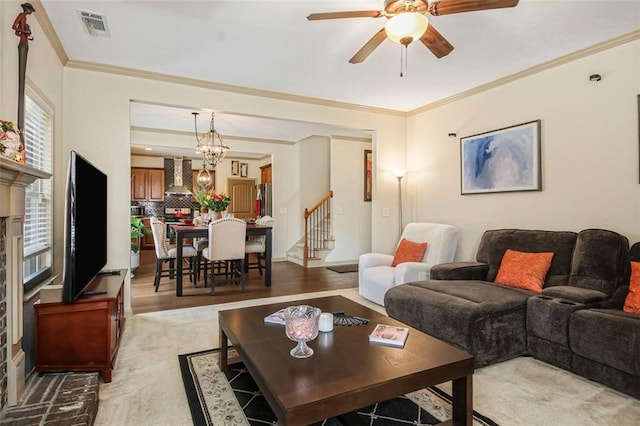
[218,295,474,425]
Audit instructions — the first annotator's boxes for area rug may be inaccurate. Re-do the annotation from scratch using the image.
[179,348,497,426]
[326,264,358,273]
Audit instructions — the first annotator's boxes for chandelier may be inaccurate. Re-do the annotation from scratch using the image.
[192,112,229,188]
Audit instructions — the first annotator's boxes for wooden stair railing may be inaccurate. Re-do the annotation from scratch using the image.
[303,190,333,267]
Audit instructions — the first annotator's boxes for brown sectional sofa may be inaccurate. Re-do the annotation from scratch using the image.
[384,228,639,399]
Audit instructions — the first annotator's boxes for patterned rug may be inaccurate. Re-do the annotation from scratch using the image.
[179,348,498,426]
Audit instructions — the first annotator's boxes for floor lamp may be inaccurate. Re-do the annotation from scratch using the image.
[392,169,407,238]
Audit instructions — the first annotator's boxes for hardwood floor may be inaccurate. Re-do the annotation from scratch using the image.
[131,250,358,314]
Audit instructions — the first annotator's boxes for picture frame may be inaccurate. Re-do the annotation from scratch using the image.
[460,120,541,195]
[231,160,240,176]
[364,149,372,201]
[240,162,248,178]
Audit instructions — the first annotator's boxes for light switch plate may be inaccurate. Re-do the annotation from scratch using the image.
[382,208,390,217]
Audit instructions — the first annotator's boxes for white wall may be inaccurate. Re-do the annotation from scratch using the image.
[328,137,373,262]
[407,39,640,261]
[6,4,638,317]
[299,136,331,210]
[1,1,65,277]
[61,68,405,310]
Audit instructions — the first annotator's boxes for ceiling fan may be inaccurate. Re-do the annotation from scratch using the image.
[307,0,519,63]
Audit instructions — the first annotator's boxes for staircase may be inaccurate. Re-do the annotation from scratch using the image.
[286,191,335,267]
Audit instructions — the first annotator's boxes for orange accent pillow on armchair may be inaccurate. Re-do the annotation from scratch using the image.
[494,249,554,293]
[623,261,640,314]
[391,238,428,267]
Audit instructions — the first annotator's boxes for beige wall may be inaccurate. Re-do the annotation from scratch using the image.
[9,2,637,313]
[406,39,640,261]
[1,1,65,280]
[62,67,406,310]
[328,137,373,262]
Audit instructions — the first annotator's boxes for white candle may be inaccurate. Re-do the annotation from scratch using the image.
[319,312,333,332]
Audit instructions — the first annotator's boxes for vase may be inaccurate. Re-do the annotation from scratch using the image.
[212,211,223,220]
[284,305,321,358]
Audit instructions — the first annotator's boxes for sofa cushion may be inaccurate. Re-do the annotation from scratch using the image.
[542,286,609,304]
[391,238,428,267]
[569,308,640,376]
[623,261,640,313]
[384,280,532,366]
[568,229,630,297]
[476,229,577,287]
[495,249,553,293]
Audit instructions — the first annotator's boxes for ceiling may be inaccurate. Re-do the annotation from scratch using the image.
[39,0,640,158]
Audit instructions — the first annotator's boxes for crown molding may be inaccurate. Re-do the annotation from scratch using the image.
[65,60,406,117]
[27,5,640,120]
[408,30,640,116]
[130,126,296,145]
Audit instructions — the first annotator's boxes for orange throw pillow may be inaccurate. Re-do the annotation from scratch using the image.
[623,261,640,313]
[391,238,428,267]
[494,249,554,293]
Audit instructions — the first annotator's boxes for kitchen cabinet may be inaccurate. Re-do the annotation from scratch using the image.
[260,164,272,184]
[35,270,126,383]
[131,168,164,201]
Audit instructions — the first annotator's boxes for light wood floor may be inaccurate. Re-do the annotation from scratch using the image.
[131,250,358,314]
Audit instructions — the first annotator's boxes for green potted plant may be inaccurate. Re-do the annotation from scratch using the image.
[131,216,151,272]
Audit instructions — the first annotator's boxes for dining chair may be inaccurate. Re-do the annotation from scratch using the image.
[202,218,247,295]
[245,215,274,276]
[150,217,198,292]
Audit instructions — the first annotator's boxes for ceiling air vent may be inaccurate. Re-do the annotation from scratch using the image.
[77,9,111,37]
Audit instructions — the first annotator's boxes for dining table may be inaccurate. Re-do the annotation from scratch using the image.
[169,223,273,297]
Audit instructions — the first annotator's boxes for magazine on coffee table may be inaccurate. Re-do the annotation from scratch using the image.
[264,308,286,325]
[368,324,409,348]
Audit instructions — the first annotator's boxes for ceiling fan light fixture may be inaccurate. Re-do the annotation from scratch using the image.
[385,12,428,45]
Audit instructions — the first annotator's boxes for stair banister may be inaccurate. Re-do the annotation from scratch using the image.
[303,190,333,267]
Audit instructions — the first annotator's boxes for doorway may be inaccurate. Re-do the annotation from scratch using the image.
[228,178,257,219]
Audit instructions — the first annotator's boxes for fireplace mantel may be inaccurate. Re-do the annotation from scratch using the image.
[1,156,50,189]
[0,157,51,407]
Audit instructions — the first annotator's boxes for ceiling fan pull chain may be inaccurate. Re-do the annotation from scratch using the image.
[400,44,409,77]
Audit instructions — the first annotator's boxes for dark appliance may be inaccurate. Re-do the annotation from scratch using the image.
[62,150,108,303]
[130,205,144,216]
[258,183,273,217]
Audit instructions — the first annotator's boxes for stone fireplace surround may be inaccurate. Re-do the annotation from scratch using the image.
[0,158,50,408]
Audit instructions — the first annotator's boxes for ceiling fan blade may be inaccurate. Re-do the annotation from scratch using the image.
[307,11,384,21]
[349,28,388,64]
[420,24,454,58]
[429,0,519,16]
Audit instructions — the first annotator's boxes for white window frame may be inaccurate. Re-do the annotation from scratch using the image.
[23,90,54,293]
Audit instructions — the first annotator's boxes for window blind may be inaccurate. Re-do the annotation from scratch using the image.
[23,95,53,285]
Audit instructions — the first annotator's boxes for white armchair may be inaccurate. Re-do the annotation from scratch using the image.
[358,222,459,306]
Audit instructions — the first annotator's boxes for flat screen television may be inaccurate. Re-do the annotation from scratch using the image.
[62,150,108,303]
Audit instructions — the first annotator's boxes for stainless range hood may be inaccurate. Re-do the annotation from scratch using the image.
[165,158,193,195]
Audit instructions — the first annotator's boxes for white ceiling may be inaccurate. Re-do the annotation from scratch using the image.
[39,0,640,158]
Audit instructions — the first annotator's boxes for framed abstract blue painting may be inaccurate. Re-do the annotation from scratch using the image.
[460,120,541,195]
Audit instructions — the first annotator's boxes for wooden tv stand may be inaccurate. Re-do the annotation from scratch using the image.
[34,269,127,382]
